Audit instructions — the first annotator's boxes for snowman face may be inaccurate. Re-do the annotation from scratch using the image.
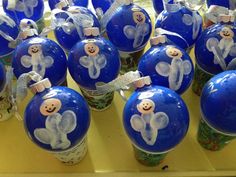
[220,27,234,39]
[40,98,62,116]
[84,43,99,56]
[133,11,146,24]
[28,44,42,55]
[166,47,183,59]
[137,99,155,114]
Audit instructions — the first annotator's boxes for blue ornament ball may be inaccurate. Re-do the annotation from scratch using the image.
[48,0,88,10]
[53,6,100,51]
[195,20,236,75]
[2,0,44,23]
[68,35,121,90]
[0,14,19,57]
[24,84,90,151]
[123,84,189,153]
[106,3,152,52]
[0,63,6,92]
[207,0,235,9]
[92,0,114,15]
[138,37,194,94]
[201,70,236,135]
[12,37,67,86]
[155,6,202,50]
[152,0,164,14]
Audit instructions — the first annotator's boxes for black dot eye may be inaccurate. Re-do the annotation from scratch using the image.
[45,106,48,109]
[52,104,54,106]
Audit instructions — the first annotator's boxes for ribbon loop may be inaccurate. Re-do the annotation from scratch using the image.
[100,0,128,32]
[16,71,42,103]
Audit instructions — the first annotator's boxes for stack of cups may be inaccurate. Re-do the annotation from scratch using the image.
[68,27,120,111]
[198,70,236,151]
[123,77,189,166]
[24,78,90,165]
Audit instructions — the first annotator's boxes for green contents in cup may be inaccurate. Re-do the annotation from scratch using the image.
[133,146,167,166]
[192,64,213,96]
[80,88,114,111]
[197,119,235,151]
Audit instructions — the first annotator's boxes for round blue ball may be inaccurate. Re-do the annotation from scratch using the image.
[68,37,120,90]
[106,4,152,52]
[12,37,67,86]
[201,70,236,135]
[123,85,189,153]
[24,86,90,152]
[138,43,194,94]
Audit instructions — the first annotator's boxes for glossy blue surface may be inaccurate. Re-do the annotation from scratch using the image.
[0,14,19,56]
[0,63,6,92]
[152,0,164,14]
[207,0,233,9]
[138,42,194,94]
[12,37,67,86]
[155,7,202,49]
[92,0,114,14]
[24,86,90,152]
[53,6,100,51]
[123,85,189,153]
[48,0,88,10]
[195,22,236,75]
[106,4,152,52]
[3,0,44,24]
[68,36,120,90]
[201,71,236,134]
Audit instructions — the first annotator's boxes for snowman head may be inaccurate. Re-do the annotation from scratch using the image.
[84,43,99,56]
[137,99,155,115]
[28,44,42,55]
[40,98,62,116]
[220,27,234,39]
[133,11,146,24]
[166,47,183,59]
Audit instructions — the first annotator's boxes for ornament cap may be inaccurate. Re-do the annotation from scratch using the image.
[150,35,167,46]
[133,76,151,89]
[30,78,52,94]
[218,14,235,23]
[83,27,100,37]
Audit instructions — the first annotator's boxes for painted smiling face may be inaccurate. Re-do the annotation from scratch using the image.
[166,47,183,59]
[84,43,99,57]
[133,11,146,24]
[40,98,62,116]
[28,44,42,55]
[220,27,234,39]
[137,99,155,114]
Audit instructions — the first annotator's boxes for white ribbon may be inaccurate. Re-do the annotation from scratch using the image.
[41,8,94,39]
[100,0,128,32]
[155,28,190,48]
[0,14,17,46]
[16,71,42,104]
[81,70,151,102]
[205,5,236,23]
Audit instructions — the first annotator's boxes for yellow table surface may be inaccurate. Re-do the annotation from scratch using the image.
[1,3,236,176]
